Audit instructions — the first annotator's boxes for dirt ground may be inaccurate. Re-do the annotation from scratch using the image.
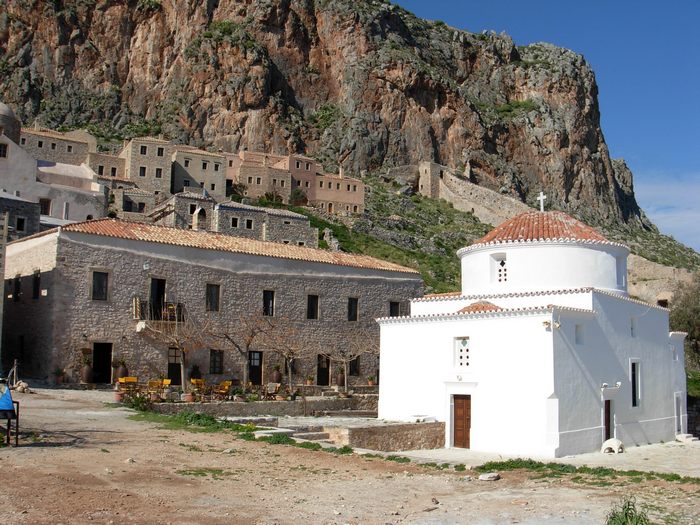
[0,389,698,525]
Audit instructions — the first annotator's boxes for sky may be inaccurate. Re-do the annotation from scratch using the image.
[395,0,700,251]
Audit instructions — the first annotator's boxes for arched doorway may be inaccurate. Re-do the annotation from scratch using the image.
[192,207,207,230]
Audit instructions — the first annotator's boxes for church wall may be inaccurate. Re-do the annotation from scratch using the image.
[379,312,557,457]
[460,243,628,296]
[553,293,681,455]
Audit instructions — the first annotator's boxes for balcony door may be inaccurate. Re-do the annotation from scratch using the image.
[150,278,166,320]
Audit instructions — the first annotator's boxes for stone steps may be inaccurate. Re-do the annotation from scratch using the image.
[676,433,699,443]
[253,428,296,439]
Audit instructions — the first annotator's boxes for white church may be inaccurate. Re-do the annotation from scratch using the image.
[378,207,688,457]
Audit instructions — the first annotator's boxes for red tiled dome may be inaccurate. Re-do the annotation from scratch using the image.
[457,301,502,314]
[473,211,608,246]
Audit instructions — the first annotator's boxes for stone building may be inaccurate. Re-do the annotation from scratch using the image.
[0,211,7,364]
[149,192,319,247]
[3,219,422,386]
[88,151,126,179]
[19,127,95,166]
[0,190,41,240]
[171,146,228,201]
[118,137,173,195]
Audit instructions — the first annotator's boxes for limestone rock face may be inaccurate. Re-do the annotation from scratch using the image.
[0,0,647,226]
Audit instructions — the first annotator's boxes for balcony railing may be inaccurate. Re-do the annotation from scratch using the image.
[133,297,185,322]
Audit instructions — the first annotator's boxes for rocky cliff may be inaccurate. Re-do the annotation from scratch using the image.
[0,0,649,227]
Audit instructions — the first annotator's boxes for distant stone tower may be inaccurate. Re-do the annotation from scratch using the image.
[0,101,20,144]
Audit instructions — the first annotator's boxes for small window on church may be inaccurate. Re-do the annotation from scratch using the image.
[454,337,470,367]
[630,318,636,338]
[670,344,678,362]
[492,254,507,283]
[575,324,583,345]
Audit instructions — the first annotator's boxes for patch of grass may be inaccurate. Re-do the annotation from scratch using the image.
[475,459,700,485]
[100,448,110,453]
[237,432,256,441]
[687,370,700,397]
[495,99,538,118]
[295,441,323,451]
[308,104,341,131]
[176,468,232,480]
[128,410,257,434]
[454,463,466,472]
[606,496,650,525]
[386,455,411,464]
[334,445,354,455]
[179,443,203,452]
[257,434,296,445]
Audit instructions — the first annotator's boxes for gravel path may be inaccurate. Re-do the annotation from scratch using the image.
[0,388,696,524]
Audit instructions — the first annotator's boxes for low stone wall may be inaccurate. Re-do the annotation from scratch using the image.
[150,395,377,418]
[330,422,445,452]
[688,396,700,436]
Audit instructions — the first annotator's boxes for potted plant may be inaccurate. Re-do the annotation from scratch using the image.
[114,358,129,381]
[271,365,282,383]
[114,389,125,403]
[305,375,314,386]
[367,375,376,386]
[53,367,65,385]
[335,367,345,388]
[81,354,94,384]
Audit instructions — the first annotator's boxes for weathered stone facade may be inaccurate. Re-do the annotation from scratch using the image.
[119,137,173,195]
[0,191,40,240]
[171,147,227,201]
[150,193,319,247]
[329,421,445,452]
[2,220,422,387]
[88,152,126,179]
[20,128,92,166]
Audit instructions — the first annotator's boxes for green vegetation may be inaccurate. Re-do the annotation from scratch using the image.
[308,104,342,131]
[474,458,700,484]
[687,370,700,397]
[257,434,296,445]
[185,19,264,61]
[495,99,538,118]
[385,455,411,463]
[670,273,700,366]
[136,0,161,11]
[176,468,233,479]
[128,410,258,434]
[606,496,650,525]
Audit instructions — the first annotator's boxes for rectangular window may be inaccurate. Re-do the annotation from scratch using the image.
[298,241,305,246]
[98,165,104,175]
[272,179,277,186]
[137,202,145,213]
[205,283,220,312]
[231,217,239,228]
[245,219,253,229]
[202,161,208,170]
[263,290,275,317]
[389,301,401,317]
[454,337,470,367]
[209,349,224,374]
[183,180,190,187]
[306,294,319,320]
[91,271,109,301]
[280,180,285,187]
[305,162,310,170]
[38,140,43,148]
[630,318,636,337]
[155,168,162,179]
[296,161,301,169]
[32,271,40,299]
[189,204,197,214]
[13,277,21,302]
[247,176,253,184]
[62,202,70,220]
[67,144,73,153]
[319,181,324,188]
[575,324,583,345]
[631,361,640,407]
[0,143,8,158]
[349,357,360,376]
[20,137,26,145]
[15,216,26,232]
[140,145,147,155]
[214,163,220,172]
[347,184,351,191]
[228,160,233,167]
[184,158,190,167]
[347,297,359,321]
[110,166,117,177]
[139,166,146,177]
[157,147,164,157]
[39,198,51,215]
[51,142,56,150]
[305,181,309,188]
[256,177,261,185]
[210,183,215,191]
[336,183,340,190]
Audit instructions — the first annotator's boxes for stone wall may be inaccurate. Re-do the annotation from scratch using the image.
[88,152,125,179]
[3,231,422,383]
[329,422,445,451]
[238,165,292,203]
[120,139,173,195]
[20,131,89,165]
[172,150,227,201]
[0,195,40,239]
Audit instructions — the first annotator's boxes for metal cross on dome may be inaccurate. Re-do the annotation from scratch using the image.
[537,192,547,212]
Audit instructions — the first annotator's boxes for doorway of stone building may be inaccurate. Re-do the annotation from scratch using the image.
[675,393,683,434]
[167,347,181,385]
[317,354,330,386]
[150,278,166,320]
[92,343,113,383]
[604,400,614,440]
[248,351,263,385]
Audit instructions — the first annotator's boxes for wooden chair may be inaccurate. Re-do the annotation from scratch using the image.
[263,382,281,400]
[190,378,208,402]
[212,380,232,401]
[146,379,163,398]
[119,376,140,396]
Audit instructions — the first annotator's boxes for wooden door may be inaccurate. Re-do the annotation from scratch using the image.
[167,347,181,385]
[604,400,613,440]
[317,354,330,386]
[453,395,471,448]
[249,351,263,386]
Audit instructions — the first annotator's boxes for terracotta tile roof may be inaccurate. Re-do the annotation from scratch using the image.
[173,145,225,158]
[57,218,420,274]
[131,136,171,144]
[473,211,608,246]
[216,201,307,219]
[457,301,502,314]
